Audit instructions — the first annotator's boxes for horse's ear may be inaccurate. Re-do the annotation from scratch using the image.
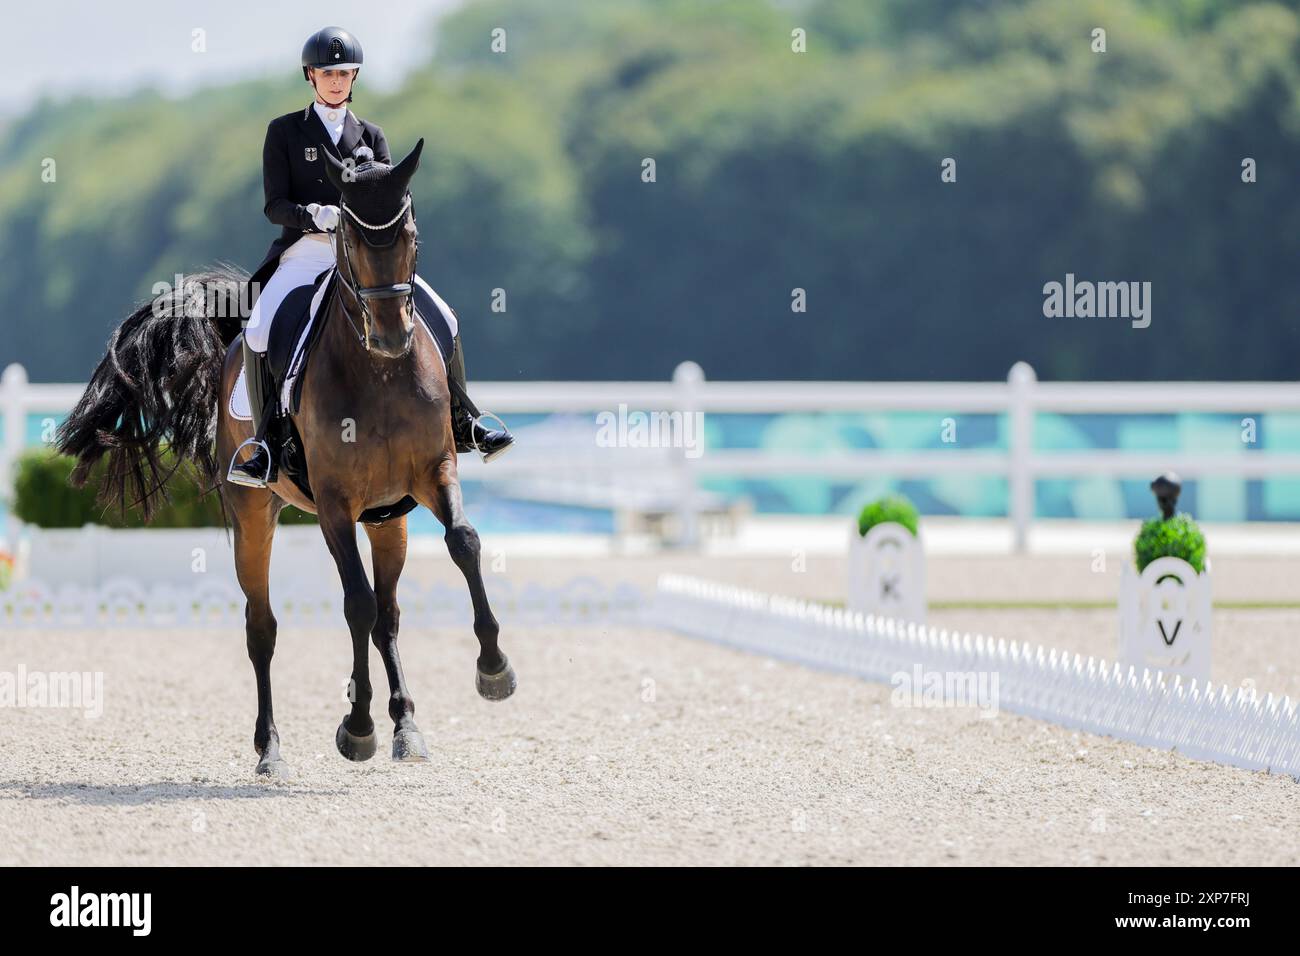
[322,147,347,192]
[391,138,424,187]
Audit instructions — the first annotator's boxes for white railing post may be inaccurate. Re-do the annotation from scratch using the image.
[1,363,29,550]
[672,360,704,547]
[1008,361,1036,554]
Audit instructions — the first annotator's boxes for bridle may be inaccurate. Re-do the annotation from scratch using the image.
[331,195,419,351]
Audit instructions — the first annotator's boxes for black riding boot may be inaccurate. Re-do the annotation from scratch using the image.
[227,340,280,487]
[448,334,514,462]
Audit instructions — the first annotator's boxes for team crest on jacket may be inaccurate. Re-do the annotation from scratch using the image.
[304,147,317,162]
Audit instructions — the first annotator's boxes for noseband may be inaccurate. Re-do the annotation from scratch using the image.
[332,195,418,351]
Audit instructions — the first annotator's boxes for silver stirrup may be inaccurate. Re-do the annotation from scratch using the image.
[471,411,513,463]
[226,437,273,488]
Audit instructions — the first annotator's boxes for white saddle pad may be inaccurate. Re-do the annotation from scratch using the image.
[229,364,252,421]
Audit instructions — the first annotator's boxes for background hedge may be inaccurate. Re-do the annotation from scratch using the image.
[11,448,317,528]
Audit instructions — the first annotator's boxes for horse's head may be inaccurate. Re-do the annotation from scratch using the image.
[323,138,424,358]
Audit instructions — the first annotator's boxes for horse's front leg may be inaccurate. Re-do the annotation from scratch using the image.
[317,494,379,761]
[363,516,429,762]
[422,458,516,701]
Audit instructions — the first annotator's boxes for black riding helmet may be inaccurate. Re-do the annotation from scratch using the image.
[301,26,364,102]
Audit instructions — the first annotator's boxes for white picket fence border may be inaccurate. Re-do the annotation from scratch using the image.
[654,574,1300,780]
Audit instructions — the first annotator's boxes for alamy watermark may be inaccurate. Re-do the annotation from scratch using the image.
[0,665,104,719]
[151,272,257,320]
[595,404,704,459]
[1043,273,1151,328]
[890,663,999,717]
[50,886,150,936]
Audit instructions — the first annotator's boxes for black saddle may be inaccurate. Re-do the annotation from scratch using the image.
[258,268,457,526]
[268,269,455,417]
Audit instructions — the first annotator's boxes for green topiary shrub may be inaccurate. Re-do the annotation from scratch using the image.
[11,448,231,528]
[856,493,919,538]
[12,447,320,528]
[11,450,100,528]
[1135,512,1206,574]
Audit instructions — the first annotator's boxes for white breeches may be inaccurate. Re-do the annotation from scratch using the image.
[243,235,458,354]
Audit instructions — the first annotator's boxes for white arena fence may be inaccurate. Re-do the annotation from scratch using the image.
[4,571,1297,780]
[8,360,1300,549]
[654,575,1300,781]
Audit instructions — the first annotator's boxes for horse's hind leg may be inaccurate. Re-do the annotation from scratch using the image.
[230,488,288,778]
[426,463,516,701]
[363,516,429,762]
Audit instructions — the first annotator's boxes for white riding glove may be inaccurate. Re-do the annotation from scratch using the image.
[306,203,340,232]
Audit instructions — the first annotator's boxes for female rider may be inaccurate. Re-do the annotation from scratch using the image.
[229,25,513,487]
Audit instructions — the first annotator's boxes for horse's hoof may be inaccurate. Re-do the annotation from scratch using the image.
[476,655,517,702]
[255,756,290,779]
[392,728,430,762]
[335,719,378,762]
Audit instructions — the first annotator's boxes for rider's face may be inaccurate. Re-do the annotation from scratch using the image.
[310,68,356,102]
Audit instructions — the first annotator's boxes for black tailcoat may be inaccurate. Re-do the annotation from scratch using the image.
[247,103,391,298]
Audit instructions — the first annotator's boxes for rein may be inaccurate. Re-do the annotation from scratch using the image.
[331,195,417,351]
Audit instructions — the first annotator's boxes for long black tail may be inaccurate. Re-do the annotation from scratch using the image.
[55,262,249,521]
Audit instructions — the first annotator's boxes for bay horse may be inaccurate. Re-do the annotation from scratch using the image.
[55,138,515,778]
